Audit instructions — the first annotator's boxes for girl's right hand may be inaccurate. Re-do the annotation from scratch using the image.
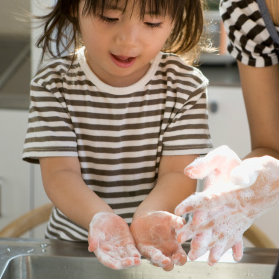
[88,212,141,269]
[130,211,187,271]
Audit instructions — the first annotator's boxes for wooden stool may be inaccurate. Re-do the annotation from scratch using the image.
[0,203,52,237]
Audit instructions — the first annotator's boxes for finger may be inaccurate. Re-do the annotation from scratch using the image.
[139,245,172,270]
[172,245,187,266]
[150,259,173,272]
[184,146,240,179]
[126,243,141,258]
[149,211,186,228]
[176,223,195,243]
[232,240,243,262]
[109,246,127,258]
[163,262,174,271]
[208,241,226,266]
[121,257,141,267]
[94,248,124,269]
[114,246,141,267]
[105,245,140,264]
[191,210,208,226]
[184,156,213,179]
[170,214,186,230]
[175,192,209,216]
[188,230,213,261]
[95,248,140,269]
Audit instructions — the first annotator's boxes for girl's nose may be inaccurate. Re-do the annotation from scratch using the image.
[115,24,139,46]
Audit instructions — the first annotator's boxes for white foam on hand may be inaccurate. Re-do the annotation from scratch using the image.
[130,211,187,271]
[88,212,141,269]
[175,146,279,265]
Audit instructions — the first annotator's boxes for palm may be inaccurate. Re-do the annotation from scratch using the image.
[130,211,186,271]
[88,212,141,269]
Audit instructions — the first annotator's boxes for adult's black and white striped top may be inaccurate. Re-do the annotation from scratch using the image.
[220,0,279,67]
[23,48,212,241]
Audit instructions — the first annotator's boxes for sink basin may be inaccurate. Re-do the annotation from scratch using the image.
[0,238,277,279]
[1,254,276,279]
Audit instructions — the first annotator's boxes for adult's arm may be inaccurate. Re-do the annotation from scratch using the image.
[237,62,279,159]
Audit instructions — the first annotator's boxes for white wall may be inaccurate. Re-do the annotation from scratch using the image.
[0,0,30,36]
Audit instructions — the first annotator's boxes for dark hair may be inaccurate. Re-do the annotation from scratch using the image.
[36,0,207,63]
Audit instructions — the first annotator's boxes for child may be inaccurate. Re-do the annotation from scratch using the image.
[23,0,212,271]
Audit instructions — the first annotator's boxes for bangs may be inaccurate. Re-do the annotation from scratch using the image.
[81,0,185,19]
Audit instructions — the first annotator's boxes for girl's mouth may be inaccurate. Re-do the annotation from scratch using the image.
[110,54,136,68]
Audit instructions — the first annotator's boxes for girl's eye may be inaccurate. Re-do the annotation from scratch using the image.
[99,15,119,23]
[144,22,162,28]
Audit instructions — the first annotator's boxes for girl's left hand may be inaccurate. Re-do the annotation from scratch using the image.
[130,211,187,271]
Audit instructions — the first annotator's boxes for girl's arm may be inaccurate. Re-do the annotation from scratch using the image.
[40,156,141,270]
[133,154,198,218]
[237,62,279,160]
[40,156,113,230]
[130,154,198,271]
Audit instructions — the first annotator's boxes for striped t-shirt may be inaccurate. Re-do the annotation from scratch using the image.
[220,0,279,66]
[23,49,212,241]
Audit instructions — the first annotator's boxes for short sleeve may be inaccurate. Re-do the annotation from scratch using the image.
[220,0,279,67]
[22,79,78,164]
[162,70,212,156]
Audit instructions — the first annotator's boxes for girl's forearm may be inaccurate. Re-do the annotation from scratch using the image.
[133,172,196,219]
[43,170,113,230]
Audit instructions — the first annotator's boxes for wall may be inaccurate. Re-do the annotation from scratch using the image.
[0,0,30,36]
[31,0,56,75]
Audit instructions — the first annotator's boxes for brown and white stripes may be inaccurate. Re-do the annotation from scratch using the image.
[23,49,212,241]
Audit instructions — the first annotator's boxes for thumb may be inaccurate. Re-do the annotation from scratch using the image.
[88,235,99,252]
[185,145,240,179]
[175,192,208,216]
[232,241,243,261]
[170,214,186,230]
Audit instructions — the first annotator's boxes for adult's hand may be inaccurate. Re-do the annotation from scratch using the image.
[88,212,141,269]
[175,146,279,265]
[130,211,187,271]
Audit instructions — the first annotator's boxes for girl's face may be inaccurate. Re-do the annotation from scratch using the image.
[78,0,173,87]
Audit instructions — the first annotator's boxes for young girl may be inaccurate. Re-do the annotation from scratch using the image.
[23,0,212,271]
